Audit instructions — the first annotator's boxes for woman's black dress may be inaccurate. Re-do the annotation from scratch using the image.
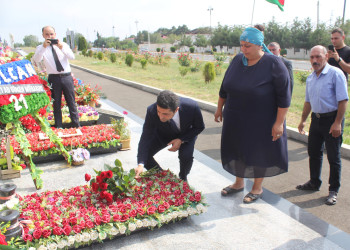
[220,53,291,178]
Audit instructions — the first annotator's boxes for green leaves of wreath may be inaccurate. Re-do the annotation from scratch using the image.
[34,112,72,164]
[13,121,43,189]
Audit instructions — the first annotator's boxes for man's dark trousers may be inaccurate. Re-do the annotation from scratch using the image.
[308,113,343,192]
[48,74,80,128]
[144,137,196,181]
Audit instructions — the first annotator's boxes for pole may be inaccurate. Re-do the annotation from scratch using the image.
[317,0,319,28]
[251,0,256,26]
[207,7,213,33]
[343,0,347,25]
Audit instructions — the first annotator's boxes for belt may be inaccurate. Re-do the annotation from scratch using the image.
[48,72,71,77]
[313,111,337,118]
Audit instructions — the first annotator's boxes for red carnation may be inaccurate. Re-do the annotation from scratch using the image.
[53,226,63,235]
[120,214,129,222]
[23,233,33,242]
[0,234,7,245]
[113,214,121,222]
[147,206,157,215]
[129,209,137,218]
[91,182,99,192]
[85,220,94,228]
[99,182,108,190]
[96,176,103,183]
[42,229,51,238]
[106,170,113,178]
[72,225,82,234]
[63,225,72,236]
[157,205,166,213]
[194,191,201,202]
[85,173,91,182]
[100,171,107,179]
[33,228,42,239]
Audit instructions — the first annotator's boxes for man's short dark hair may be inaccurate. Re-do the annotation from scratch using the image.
[332,28,344,36]
[42,26,55,33]
[157,90,179,112]
[254,24,265,32]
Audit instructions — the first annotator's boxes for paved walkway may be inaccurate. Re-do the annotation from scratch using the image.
[5,99,350,249]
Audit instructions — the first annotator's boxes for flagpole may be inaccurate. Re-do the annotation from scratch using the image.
[251,0,256,25]
[343,0,347,25]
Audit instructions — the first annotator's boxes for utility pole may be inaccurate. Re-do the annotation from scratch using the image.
[112,26,115,37]
[207,6,213,33]
[135,20,139,34]
[343,0,347,25]
[251,0,256,26]
[317,0,320,28]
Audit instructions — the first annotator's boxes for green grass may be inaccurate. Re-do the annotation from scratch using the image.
[71,54,350,144]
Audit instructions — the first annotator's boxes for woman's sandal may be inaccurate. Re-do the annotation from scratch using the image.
[221,186,244,196]
[243,192,263,204]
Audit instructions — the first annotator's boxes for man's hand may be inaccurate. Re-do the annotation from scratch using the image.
[57,40,63,50]
[167,139,182,152]
[135,164,144,178]
[329,122,342,138]
[43,39,51,48]
[298,121,306,135]
[328,49,340,62]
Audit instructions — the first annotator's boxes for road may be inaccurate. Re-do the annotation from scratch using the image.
[72,66,350,234]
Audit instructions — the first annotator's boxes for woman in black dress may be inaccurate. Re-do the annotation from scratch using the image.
[214,27,291,203]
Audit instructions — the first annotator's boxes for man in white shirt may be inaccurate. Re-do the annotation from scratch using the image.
[33,26,80,128]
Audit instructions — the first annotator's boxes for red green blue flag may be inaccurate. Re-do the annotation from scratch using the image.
[266,0,284,11]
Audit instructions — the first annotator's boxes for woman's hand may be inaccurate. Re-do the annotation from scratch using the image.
[272,122,283,141]
[214,108,223,122]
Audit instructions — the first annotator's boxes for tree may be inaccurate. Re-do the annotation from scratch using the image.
[23,35,39,47]
[194,34,208,47]
[78,36,88,51]
[174,25,190,35]
[290,17,313,50]
[179,35,192,47]
[210,24,231,49]
[310,23,330,47]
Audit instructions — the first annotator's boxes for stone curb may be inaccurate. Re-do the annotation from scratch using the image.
[71,63,350,159]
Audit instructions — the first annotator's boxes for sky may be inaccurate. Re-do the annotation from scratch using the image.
[0,0,348,44]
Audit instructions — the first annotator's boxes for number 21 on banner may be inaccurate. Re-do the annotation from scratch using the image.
[9,94,29,111]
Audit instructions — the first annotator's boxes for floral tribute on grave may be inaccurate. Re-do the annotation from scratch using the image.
[1,125,120,158]
[0,57,71,189]
[5,159,208,249]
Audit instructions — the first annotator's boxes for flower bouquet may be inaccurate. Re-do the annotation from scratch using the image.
[68,148,90,166]
[111,111,130,150]
[6,159,207,249]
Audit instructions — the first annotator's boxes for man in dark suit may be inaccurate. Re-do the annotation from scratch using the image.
[135,90,205,181]
[268,42,294,93]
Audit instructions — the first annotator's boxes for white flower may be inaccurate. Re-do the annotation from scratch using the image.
[47,243,58,250]
[187,207,197,216]
[165,214,173,223]
[142,219,150,227]
[28,248,36,250]
[0,204,4,210]
[171,211,179,219]
[99,231,107,240]
[196,204,207,213]
[128,222,137,232]
[75,233,83,243]
[181,210,189,217]
[150,219,158,227]
[109,226,119,235]
[90,231,99,241]
[57,239,68,248]
[38,246,48,250]
[82,232,91,242]
[159,215,166,223]
[67,236,75,246]
[135,219,143,228]
[119,224,127,234]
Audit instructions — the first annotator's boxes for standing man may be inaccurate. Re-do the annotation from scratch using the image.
[297,45,348,206]
[135,90,205,181]
[328,28,350,80]
[33,26,80,128]
[268,42,294,93]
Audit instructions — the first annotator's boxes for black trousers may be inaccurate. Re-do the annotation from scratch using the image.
[144,137,197,180]
[48,74,80,128]
[308,113,343,192]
